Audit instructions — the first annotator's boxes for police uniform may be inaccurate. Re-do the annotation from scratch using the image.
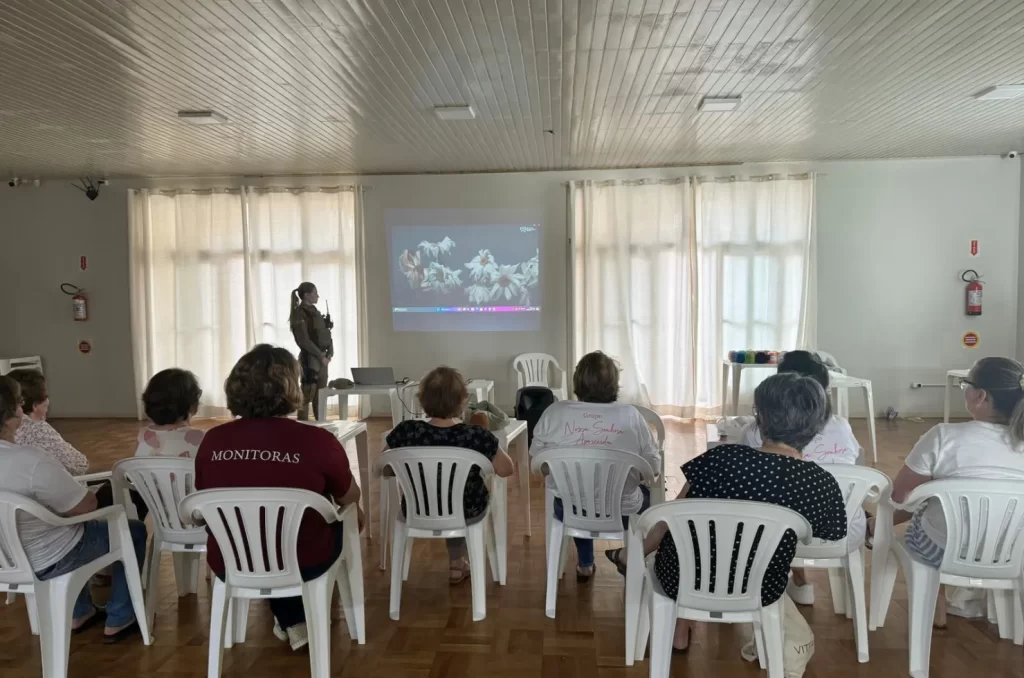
[290,303,334,420]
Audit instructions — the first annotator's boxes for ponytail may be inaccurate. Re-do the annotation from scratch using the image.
[969,357,1024,447]
[1010,397,1024,449]
[291,282,316,311]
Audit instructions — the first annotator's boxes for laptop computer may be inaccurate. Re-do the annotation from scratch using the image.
[351,367,397,385]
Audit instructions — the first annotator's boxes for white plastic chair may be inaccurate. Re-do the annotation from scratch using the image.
[0,355,43,375]
[870,477,1024,678]
[513,353,568,401]
[627,500,813,678]
[0,491,151,678]
[633,405,667,504]
[6,470,138,610]
[790,465,891,663]
[377,447,503,622]
[112,458,206,631]
[178,488,364,678]
[531,448,656,619]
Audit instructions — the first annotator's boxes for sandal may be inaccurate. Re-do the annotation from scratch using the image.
[449,559,471,585]
[604,548,628,576]
[71,608,106,635]
[576,564,595,582]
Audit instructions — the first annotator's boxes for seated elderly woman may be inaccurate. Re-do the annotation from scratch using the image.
[8,368,89,475]
[642,372,848,651]
[890,356,1024,627]
[0,376,148,642]
[384,366,515,584]
[529,351,662,581]
[738,350,865,605]
[134,368,205,458]
[194,344,362,652]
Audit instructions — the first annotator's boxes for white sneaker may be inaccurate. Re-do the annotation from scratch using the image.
[285,623,309,651]
[272,621,309,651]
[787,580,815,606]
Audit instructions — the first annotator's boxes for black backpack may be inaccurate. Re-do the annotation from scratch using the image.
[514,386,556,445]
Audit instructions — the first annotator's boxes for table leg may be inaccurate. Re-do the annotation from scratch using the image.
[493,476,508,585]
[516,430,531,537]
[354,428,371,542]
[864,385,878,463]
[943,375,952,424]
[721,362,729,417]
[317,390,329,422]
[731,364,742,416]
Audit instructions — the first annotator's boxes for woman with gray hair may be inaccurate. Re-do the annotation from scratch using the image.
[640,373,848,652]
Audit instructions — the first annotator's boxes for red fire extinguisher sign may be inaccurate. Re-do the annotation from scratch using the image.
[962,270,982,316]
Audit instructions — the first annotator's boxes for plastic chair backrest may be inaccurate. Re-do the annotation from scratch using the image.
[178,488,338,590]
[905,476,1024,580]
[814,351,845,375]
[0,356,43,376]
[531,448,656,535]
[378,447,494,533]
[112,458,205,545]
[637,499,812,613]
[633,405,665,451]
[513,353,561,389]
[0,491,56,587]
[797,465,891,558]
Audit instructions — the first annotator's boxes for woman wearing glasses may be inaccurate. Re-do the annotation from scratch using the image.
[890,357,1024,624]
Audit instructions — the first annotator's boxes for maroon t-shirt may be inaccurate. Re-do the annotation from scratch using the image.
[194,417,353,574]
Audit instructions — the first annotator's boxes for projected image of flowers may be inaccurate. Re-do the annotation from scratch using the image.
[399,236,539,305]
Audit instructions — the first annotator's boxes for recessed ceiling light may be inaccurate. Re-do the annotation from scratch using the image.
[974,85,1024,100]
[699,96,742,112]
[434,105,476,121]
[177,109,228,124]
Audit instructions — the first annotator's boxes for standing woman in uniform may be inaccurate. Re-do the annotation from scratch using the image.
[289,282,334,420]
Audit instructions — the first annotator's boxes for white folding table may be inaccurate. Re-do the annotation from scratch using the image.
[302,419,371,539]
[720,359,776,416]
[317,379,494,426]
[944,369,971,423]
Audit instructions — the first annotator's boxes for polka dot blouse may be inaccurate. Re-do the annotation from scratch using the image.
[653,444,847,606]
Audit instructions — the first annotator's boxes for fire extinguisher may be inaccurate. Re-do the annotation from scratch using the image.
[61,283,88,321]
[962,270,983,316]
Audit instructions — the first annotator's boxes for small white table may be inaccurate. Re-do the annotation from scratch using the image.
[721,360,777,416]
[944,369,971,423]
[303,420,371,539]
[375,419,529,572]
[318,379,495,425]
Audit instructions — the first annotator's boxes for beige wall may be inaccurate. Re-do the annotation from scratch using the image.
[0,184,137,417]
[1,156,1020,418]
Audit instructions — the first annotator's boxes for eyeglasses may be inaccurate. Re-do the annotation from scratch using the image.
[959,378,978,391]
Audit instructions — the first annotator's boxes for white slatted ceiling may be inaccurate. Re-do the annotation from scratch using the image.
[0,0,1023,177]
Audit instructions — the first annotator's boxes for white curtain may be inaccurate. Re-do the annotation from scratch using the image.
[571,179,695,410]
[570,174,815,417]
[129,186,364,416]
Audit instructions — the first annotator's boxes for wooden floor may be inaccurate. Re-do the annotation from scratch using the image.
[2,416,1023,678]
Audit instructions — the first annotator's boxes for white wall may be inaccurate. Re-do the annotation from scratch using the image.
[1,157,1019,418]
[817,157,1021,418]
[0,185,137,417]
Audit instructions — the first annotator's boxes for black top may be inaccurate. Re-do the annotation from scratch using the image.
[654,444,847,606]
[385,420,499,520]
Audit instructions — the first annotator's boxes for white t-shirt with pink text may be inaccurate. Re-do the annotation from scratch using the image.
[530,401,661,515]
[740,415,862,465]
